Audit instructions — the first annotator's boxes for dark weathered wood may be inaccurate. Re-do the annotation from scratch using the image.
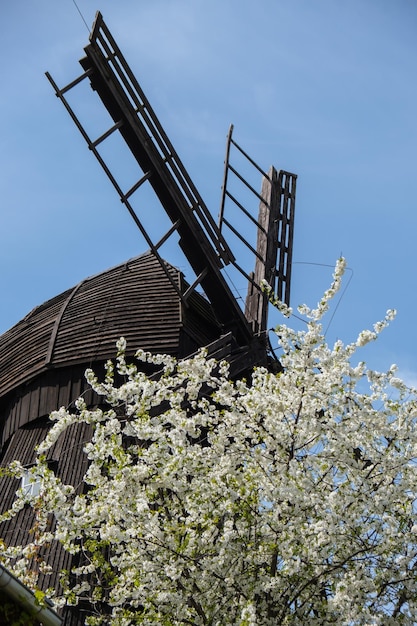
[275,171,297,305]
[0,418,92,617]
[245,166,279,333]
[245,168,297,332]
[0,253,216,401]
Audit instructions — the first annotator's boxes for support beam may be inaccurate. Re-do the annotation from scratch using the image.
[245,166,279,333]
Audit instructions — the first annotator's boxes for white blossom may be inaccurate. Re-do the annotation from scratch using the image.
[1,258,417,625]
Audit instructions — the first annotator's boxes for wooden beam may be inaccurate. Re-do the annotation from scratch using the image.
[245,166,279,333]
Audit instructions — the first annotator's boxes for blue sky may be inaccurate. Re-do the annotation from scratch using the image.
[1,1,416,382]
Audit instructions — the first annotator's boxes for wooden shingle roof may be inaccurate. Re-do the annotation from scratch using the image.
[0,252,220,399]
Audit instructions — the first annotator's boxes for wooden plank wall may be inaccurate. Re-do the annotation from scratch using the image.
[0,418,92,618]
[0,365,96,447]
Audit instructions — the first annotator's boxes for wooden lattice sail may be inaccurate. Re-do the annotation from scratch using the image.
[45,11,296,372]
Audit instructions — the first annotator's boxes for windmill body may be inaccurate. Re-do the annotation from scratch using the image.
[0,13,296,624]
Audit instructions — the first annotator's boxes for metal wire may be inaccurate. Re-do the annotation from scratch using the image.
[71,0,90,32]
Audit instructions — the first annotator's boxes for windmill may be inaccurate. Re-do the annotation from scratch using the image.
[0,12,296,624]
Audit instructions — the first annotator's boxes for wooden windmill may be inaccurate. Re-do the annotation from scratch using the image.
[0,12,296,625]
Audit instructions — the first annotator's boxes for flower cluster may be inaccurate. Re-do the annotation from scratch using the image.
[1,259,417,625]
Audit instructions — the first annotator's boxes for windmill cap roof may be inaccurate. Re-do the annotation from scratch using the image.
[0,252,192,399]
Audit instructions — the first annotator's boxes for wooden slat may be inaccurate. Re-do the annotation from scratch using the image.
[0,252,220,401]
[0,419,93,613]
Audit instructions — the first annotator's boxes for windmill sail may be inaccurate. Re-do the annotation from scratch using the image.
[46,11,296,372]
[218,125,296,334]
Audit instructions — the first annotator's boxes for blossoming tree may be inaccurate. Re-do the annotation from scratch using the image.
[1,258,417,625]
